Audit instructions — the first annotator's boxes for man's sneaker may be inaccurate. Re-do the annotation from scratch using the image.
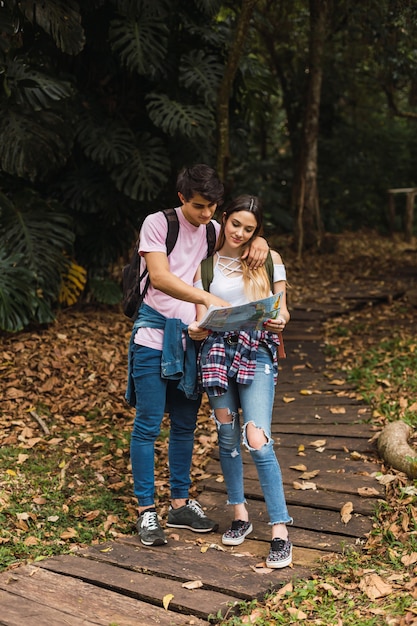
[166,499,218,533]
[266,538,293,568]
[137,509,167,546]
[222,520,253,546]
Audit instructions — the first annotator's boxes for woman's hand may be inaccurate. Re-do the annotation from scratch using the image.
[263,316,287,333]
[188,321,210,341]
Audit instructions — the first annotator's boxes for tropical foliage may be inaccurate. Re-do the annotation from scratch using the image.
[0,0,417,331]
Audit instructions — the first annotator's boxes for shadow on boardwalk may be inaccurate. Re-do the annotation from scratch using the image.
[0,267,412,625]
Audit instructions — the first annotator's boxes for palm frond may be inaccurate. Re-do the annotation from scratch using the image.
[19,0,85,55]
[59,260,87,306]
[146,93,215,138]
[109,15,168,76]
[110,132,170,201]
[179,50,223,107]
[0,108,73,180]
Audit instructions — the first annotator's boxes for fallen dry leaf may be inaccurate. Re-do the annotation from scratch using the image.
[182,580,203,590]
[359,573,393,600]
[282,396,295,403]
[163,593,174,610]
[290,464,307,471]
[293,480,317,490]
[341,501,353,524]
[330,407,346,414]
[401,552,417,566]
[310,439,326,447]
[358,487,380,497]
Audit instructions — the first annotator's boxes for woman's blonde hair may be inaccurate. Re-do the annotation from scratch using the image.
[216,195,271,301]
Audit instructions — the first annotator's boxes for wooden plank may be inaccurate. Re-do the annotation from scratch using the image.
[202,477,380,516]
[39,555,236,619]
[198,492,373,539]
[75,540,312,602]
[0,565,205,626]
[272,433,378,454]
[270,422,376,438]
[208,446,382,485]
[274,394,363,407]
[0,589,100,626]
[269,406,373,425]
[205,458,383,499]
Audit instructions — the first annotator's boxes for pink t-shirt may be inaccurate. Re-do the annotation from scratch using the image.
[134,207,219,350]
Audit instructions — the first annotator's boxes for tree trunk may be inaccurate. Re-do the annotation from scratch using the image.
[216,0,259,183]
[377,421,417,479]
[292,0,330,258]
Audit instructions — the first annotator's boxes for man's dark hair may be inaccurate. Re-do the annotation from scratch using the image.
[176,164,224,204]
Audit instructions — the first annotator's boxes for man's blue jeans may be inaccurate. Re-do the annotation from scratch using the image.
[131,344,201,507]
[208,345,292,526]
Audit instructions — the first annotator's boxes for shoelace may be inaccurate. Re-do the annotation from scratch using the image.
[187,500,205,517]
[142,511,159,530]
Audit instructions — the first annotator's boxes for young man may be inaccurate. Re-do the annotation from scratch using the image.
[126,164,269,547]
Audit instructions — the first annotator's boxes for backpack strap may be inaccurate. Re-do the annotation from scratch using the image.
[162,207,180,256]
[205,221,216,258]
[200,255,214,292]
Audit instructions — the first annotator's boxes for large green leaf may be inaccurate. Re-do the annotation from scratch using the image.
[76,116,135,166]
[5,58,74,110]
[109,15,168,76]
[146,93,215,138]
[110,133,170,201]
[0,250,37,332]
[179,50,224,107]
[19,0,85,55]
[0,108,73,181]
[0,188,74,328]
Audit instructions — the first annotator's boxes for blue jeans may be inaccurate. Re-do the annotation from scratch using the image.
[209,345,292,526]
[131,345,201,507]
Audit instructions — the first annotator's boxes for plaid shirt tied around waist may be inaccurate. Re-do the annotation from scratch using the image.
[197,330,280,397]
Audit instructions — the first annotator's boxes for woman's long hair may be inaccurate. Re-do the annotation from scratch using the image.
[216,195,270,301]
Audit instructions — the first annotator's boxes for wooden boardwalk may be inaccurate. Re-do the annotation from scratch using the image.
[0,278,404,626]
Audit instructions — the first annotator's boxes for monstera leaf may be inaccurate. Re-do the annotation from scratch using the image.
[146,93,215,138]
[0,108,73,181]
[5,58,74,110]
[19,0,85,55]
[0,189,74,330]
[109,14,168,76]
[179,50,224,107]
[76,116,135,166]
[110,133,170,201]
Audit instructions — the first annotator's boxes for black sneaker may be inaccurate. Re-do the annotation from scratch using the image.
[166,499,218,533]
[222,520,253,546]
[137,509,167,546]
[266,538,293,568]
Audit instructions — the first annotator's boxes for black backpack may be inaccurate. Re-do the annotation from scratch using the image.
[122,208,216,320]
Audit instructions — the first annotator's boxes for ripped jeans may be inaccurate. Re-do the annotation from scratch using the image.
[208,345,292,526]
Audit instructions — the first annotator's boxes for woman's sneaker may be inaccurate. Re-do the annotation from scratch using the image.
[222,520,253,546]
[167,499,218,532]
[266,538,293,568]
[137,509,167,546]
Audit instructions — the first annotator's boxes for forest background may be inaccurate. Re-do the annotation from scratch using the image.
[1,0,417,332]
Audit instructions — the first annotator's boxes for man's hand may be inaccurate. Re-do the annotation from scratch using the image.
[242,236,269,269]
[188,321,210,341]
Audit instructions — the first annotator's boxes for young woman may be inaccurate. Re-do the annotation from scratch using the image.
[188,194,293,568]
